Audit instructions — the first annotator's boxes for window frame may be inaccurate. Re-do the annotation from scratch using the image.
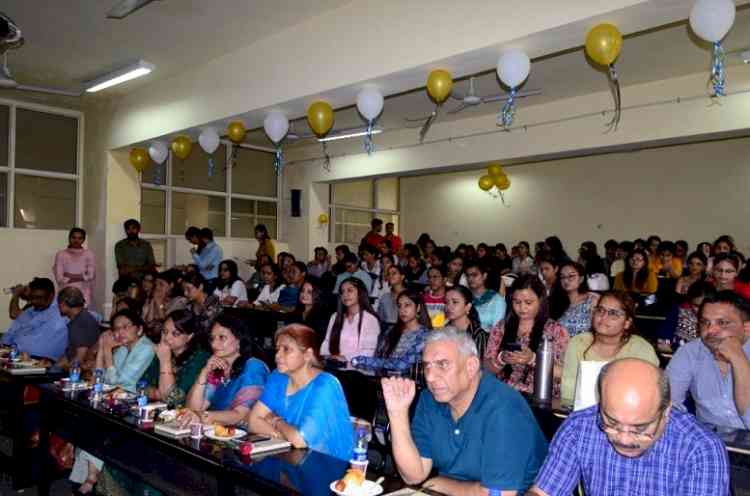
[140,141,280,266]
[0,98,84,230]
[329,177,400,245]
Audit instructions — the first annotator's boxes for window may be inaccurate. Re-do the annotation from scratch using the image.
[140,143,278,267]
[0,101,82,229]
[330,177,400,245]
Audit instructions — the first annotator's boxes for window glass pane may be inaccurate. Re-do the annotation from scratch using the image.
[15,109,78,174]
[141,188,166,234]
[171,192,225,236]
[148,239,168,270]
[257,201,277,239]
[333,180,373,208]
[334,208,372,245]
[14,175,75,229]
[0,105,8,167]
[230,199,277,239]
[140,159,166,186]
[376,177,399,210]
[173,144,227,192]
[0,172,7,226]
[232,147,277,197]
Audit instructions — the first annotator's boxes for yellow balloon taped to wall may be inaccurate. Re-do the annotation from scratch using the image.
[478,175,494,191]
[318,213,329,224]
[585,23,623,66]
[171,136,193,160]
[488,163,504,178]
[227,121,247,144]
[129,147,149,172]
[426,69,453,104]
[307,101,334,138]
[494,174,511,190]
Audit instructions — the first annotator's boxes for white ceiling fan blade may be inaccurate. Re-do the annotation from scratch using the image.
[107,0,161,19]
[482,88,542,104]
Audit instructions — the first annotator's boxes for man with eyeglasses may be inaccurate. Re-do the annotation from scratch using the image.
[527,358,728,495]
[382,326,548,495]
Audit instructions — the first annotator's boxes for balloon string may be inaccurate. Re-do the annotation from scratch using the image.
[273,147,284,175]
[207,157,214,178]
[321,142,331,172]
[711,42,726,98]
[154,163,162,186]
[604,64,621,132]
[498,88,517,129]
[365,120,375,155]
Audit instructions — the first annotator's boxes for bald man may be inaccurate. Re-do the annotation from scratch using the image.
[526,358,729,496]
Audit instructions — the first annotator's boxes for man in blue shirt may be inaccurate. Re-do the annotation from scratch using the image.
[333,253,373,294]
[528,358,729,496]
[191,228,223,292]
[382,326,547,495]
[2,277,68,360]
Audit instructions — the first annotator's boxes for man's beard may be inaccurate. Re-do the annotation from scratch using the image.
[127,233,138,240]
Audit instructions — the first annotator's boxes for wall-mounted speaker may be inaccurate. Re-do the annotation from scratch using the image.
[291,189,302,217]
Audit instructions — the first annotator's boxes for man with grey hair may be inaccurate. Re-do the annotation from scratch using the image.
[57,286,100,366]
[526,358,729,496]
[382,326,548,495]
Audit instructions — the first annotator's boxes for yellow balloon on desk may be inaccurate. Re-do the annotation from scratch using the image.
[227,121,247,144]
[426,69,453,104]
[585,23,623,66]
[171,136,193,160]
[129,147,149,172]
[307,101,334,138]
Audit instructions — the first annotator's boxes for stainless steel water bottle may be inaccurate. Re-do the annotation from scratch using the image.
[533,335,554,404]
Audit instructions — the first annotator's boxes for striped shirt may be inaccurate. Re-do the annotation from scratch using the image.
[534,406,729,496]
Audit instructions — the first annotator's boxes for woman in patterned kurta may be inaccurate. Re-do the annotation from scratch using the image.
[484,274,569,398]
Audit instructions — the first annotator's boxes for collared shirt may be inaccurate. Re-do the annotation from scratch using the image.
[104,335,155,392]
[2,304,68,360]
[192,240,223,280]
[65,310,101,360]
[667,338,750,430]
[320,312,380,364]
[411,373,548,492]
[534,406,729,496]
[114,238,155,279]
[333,269,373,294]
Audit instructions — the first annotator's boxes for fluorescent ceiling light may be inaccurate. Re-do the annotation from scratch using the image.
[318,128,383,143]
[85,60,154,93]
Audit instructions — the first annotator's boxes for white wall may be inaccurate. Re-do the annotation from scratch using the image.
[400,137,750,254]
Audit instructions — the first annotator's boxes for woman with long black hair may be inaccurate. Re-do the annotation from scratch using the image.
[613,248,657,294]
[213,259,248,307]
[445,285,488,358]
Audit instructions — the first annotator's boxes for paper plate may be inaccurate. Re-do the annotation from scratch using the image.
[329,480,383,496]
[204,427,247,441]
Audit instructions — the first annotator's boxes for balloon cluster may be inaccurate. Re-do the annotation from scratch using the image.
[689,0,735,97]
[478,163,511,204]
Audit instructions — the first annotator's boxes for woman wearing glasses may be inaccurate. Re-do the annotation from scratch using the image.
[560,290,659,406]
[710,252,740,292]
[549,261,600,338]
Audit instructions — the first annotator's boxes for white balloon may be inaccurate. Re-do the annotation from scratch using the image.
[264,110,289,144]
[356,87,384,122]
[198,127,220,154]
[148,141,168,164]
[496,50,531,89]
[690,0,735,43]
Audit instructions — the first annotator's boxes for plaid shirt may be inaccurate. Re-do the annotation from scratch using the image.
[535,406,729,496]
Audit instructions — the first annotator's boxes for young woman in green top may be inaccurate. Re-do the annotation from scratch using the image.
[141,309,210,406]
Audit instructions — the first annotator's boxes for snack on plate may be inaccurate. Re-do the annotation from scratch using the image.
[334,469,365,492]
[212,424,236,438]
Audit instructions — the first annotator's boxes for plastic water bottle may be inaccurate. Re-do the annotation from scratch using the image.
[69,360,81,384]
[9,344,19,361]
[93,368,104,394]
[353,425,369,462]
[137,380,148,407]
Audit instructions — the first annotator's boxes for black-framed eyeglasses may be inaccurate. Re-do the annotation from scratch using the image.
[593,306,626,319]
[597,407,665,441]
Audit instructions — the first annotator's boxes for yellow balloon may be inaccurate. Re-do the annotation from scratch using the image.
[307,101,334,138]
[318,213,329,224]
[171,136,193,160]
[488,163,504,178]
[585,23,623,66]
[478,175,494,191]
[494,174,511,190]
[227,121,247,144]
[426,69,453,104]
[129,147,149,173]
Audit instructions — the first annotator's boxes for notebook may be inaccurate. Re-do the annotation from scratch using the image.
[154,421,191,437]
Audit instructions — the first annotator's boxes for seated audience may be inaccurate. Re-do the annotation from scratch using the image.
[667,291,750,430]
[544,236,570,265]
[465,260,506,330]
[737,263,750,301]
[549,261,600,337]
[213,259,248,307]
[560,291,659,405]
[307,246,330,279]
[423,265,447,327]
[53,227,96,306]
[608,240,631,278]
[332,245,351,275]
[359,244,382,281]
[649,241,683,279]
[370,254,394,301]
[657,280,715,352]
[277,251,296,275]
[528,358,729,496]
[494,243,513,274]
[278,261,306,309]
[115,219,156,280]
[445,253,467,287]
[254,223,276,263]
[675,251,708,295]
[382,327,548,494]
[247,324,354,461]
[3,278,68,361]
[141,271,157,301]
[182,272,222,336]
[57,287,100,367]
[445,285,488,358]
[578,241,608,290]
[96,309,155,392]
[288,280,331,338]
[711,252,740,292]
[537,253,560,296]
[180,314,269,427]
[485,274,569,397]
[675,239,689,265]
[321,277,380,366]
[377,264,406,327]
[333,253,373,294]
[352,289,430,374]
[512,241,535,275]
[141,310,210,405]
[603,239,619,276]
[613,248,658,294]
[141,271,187,339]
[646,234,662,260]
[246,262,285,307]
[404,254,428,285]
